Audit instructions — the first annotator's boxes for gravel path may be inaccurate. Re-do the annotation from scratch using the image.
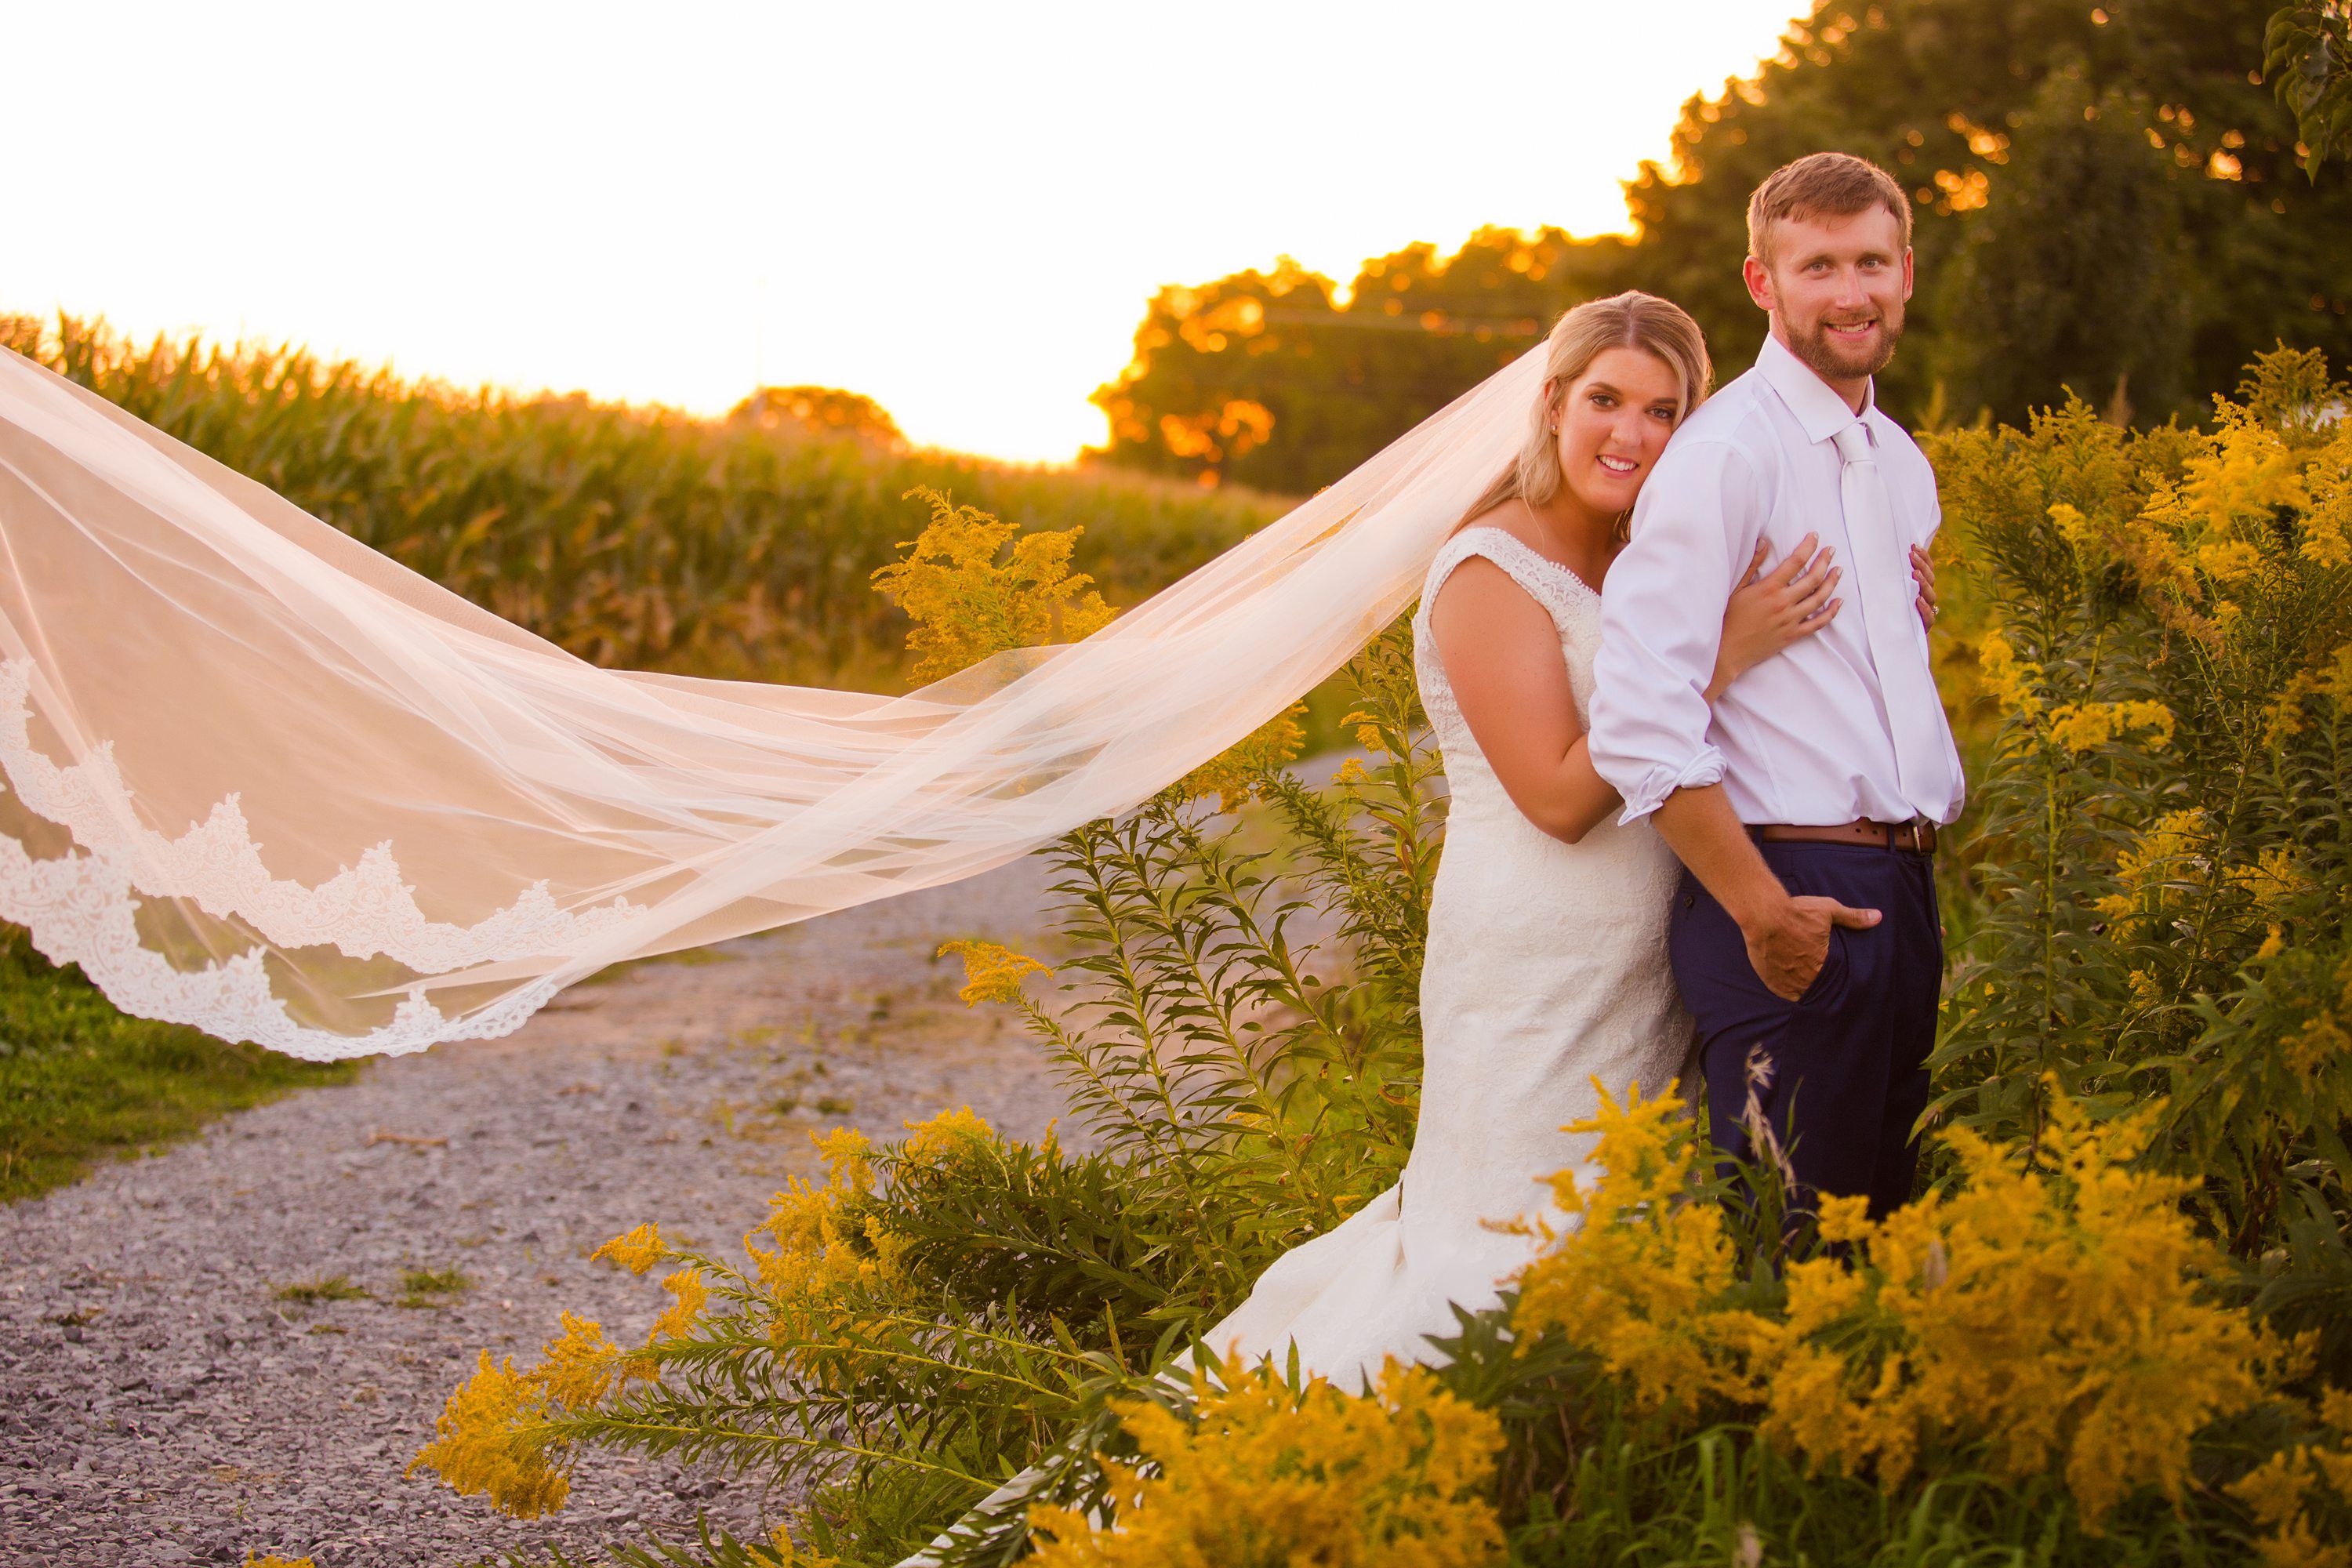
[0,858,1069,1568]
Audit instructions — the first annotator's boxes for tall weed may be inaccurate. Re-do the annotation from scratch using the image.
[1928,347,2352,1257]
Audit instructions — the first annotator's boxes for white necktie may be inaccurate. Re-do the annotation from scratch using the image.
[1832,421,1951,820]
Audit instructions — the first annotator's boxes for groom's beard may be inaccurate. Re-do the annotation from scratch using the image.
[1786,309,1905,383]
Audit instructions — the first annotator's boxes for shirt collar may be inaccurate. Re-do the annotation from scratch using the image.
[1755,330,1876,445]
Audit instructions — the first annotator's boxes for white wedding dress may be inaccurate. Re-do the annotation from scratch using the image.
[1194,526,1691,1389]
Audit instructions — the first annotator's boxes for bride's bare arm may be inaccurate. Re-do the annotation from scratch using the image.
[1707,534,1839,699]
[1428,559,1619,844]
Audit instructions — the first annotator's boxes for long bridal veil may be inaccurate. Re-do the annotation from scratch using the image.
[0,343,1541,1060]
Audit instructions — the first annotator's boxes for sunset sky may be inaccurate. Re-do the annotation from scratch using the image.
[7,2,1805,462]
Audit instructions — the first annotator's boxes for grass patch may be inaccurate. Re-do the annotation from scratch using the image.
[274,1275,370,1305]
[398,1266,474,1308]
[0,926,355,1203]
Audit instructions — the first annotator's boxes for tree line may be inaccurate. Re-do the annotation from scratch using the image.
[1091,0,2352,493]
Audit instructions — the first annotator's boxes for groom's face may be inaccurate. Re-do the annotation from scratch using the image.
[1743,206,1913,385]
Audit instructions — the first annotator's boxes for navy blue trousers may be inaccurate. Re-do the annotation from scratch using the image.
[1668,840,1941,1219]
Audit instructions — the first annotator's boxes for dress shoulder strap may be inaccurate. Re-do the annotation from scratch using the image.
[1419,525,1597,620]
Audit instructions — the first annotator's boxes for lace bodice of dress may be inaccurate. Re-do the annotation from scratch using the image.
[1411,527,1604,833]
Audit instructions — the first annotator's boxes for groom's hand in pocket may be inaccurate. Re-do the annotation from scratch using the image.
[1746,895,1882,1000]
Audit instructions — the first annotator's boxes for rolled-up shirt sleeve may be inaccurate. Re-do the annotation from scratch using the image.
[1592,439,1767,823]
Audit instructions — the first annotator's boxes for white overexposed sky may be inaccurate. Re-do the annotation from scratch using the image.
[4,2,1803,462]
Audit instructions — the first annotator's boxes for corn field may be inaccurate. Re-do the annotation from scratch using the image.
[1,314,1283,691]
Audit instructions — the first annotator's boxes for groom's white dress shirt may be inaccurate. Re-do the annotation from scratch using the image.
[1590,332,1965,828]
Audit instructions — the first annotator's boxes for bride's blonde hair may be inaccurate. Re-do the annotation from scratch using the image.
[1460,291,1711,529]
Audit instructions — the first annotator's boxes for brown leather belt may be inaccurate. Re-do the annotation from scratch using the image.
[1749,818,1938,855]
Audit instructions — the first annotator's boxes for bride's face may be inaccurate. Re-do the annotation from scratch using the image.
[1552,347,1683,519]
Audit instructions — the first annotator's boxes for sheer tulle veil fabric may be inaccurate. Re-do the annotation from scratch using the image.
[0,343,1541,1059]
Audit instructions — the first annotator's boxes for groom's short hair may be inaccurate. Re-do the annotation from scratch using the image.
[1747,153,1912,263]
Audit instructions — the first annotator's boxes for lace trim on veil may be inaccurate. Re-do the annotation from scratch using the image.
[0,658,631,1059]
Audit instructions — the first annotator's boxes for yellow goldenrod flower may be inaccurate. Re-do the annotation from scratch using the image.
[2253,1518,2352,1568]
[1026,1356,1505,1566]
[411,1308,651,1520]
[2047,500,2099,556]
[2320,646,2352,706]
[2183,409,2310,539]
[1172,703,1308,812]
[869,488,1116,682]
[1343,706,1388,755]
[743,1127,906,1309]
[936,939,1050,1006]
[409,1350,572,1519]
[2263,670,2321,746]
[2230,846,2314,916]
[2234,1448,2317,1530]
[1757,1099,2268,1530]
[1511,1083,1761,1416]
[2194,538,2265,584]
[2096,810,2213,935]
[744,1528,837,1567]
[2229,1435,2352,1568]
[2299,425,2352,568]
[898,1105,994,1166]
[647,1266,709,1343]
[1514,1084,2271,1534]
[1976,628,2043,717]
[536,1312,631,1409]
[814,1125,875,1185]
[591,1222,666,1276]
[2050,495,2203,624]
[2285,1005,2350,1085]
[2043,699,2174,753]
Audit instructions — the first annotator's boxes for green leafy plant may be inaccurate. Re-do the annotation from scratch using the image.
[401,1266,476,1308]
[274,1275,372,1305]
[2268,2,2352,176]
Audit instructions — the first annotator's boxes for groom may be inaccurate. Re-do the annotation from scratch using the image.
[1591,152,1962,1219]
